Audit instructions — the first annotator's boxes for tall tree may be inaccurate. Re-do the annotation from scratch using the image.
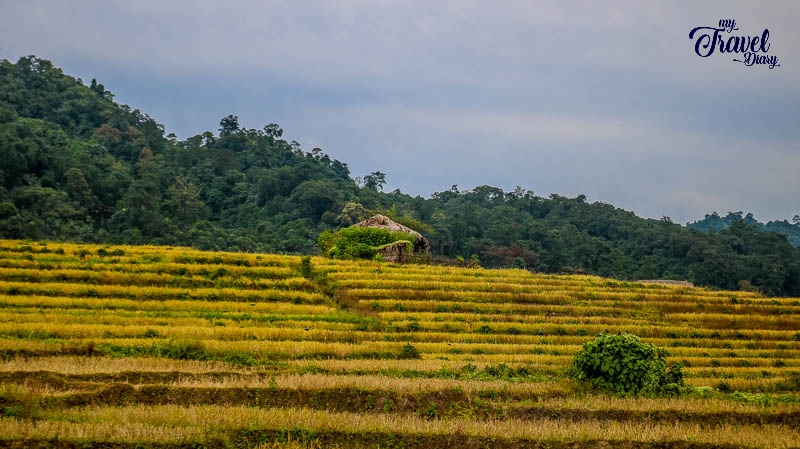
[363,171,386,191]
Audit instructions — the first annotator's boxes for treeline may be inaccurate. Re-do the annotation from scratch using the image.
[689,211,800,247]
[1,56,799,296]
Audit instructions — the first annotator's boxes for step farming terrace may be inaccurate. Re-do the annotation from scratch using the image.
[0,240,798,448]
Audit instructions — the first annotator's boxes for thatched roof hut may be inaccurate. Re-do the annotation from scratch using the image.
[352,214,431,254]
[374,241,413,263]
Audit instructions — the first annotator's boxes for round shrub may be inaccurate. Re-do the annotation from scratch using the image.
[318,227,418,260]
[398,343,421,359]
[571,332,684,396]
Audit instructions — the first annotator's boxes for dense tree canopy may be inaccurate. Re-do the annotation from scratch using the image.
[2,56,799,295]
[689,211,800,247]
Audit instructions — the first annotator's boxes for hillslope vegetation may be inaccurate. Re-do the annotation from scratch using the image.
[1,56,800,295]
[689,211,800,247]
[0,241,799,448]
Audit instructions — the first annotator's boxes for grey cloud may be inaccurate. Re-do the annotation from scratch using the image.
[0,0,798,223]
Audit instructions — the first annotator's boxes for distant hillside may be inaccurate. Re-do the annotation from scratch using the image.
[688,212,800,247]
[1,56,799,296]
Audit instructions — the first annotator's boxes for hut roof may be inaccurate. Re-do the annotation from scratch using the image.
[352,214,431,252]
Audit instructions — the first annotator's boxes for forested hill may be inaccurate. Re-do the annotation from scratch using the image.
[688,212,800,247]
[1,56,799,296]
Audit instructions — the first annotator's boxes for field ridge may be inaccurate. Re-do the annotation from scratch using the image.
[0,241,798,448]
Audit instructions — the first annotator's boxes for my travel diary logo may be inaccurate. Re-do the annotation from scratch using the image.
[689,19,780,69]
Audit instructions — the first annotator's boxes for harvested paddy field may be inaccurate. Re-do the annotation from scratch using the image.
[0,240,798,448]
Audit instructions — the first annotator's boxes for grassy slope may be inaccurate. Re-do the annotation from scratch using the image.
[0,240,799,449]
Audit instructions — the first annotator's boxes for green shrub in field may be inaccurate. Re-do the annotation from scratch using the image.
[318,227,417,260]
[571,332,685,396]
[154,340,211,361]
[224,351,258,366]
[299,255,312,278]
[398,343,421,359]
[142,328,161,338]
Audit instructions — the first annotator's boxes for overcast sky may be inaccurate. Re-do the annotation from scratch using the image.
[1,1,798,224]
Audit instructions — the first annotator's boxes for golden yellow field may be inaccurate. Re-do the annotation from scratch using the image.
[0,240,798,448]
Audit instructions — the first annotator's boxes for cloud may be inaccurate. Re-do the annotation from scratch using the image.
[1,0,798,223]
[285,101,799,222]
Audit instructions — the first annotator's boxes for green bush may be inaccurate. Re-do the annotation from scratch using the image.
[224,351,258,366]
[154,340,211,361]
[142,328,161,338]
[571,332,684,396]
[398,343,421,359]
[319,227,418,260]
[299,255,312,278]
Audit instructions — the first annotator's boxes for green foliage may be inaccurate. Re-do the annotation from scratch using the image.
[141,328,161,338]
[0,404,22,419]
[468,254,481,268]
[316,230,336,253]
[321,226,417,260]
[336,201,368,226]
[398,343,421,359]
[0,385,39,419]
[418,402,438,419]
[299,255,312,278]
[224,351,258,367]
[456,363,536,382]
[571,332,684,396]
[689,211,800,247]
[730,391,799,406]
[153,339,211,361]
[2,56,800,296]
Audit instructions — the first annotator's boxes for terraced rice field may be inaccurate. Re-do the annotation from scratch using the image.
[0,240,798,448]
